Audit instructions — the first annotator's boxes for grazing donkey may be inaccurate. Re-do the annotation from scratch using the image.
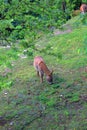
[34,56,53,84]
[80,4,87,14]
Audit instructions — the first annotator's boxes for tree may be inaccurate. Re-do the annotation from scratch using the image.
[0,0,76,46]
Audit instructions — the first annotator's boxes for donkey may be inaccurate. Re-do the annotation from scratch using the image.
[80,4,87,14]
[34,56,53,84]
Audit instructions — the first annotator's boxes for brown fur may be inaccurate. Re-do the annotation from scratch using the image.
[39,61,51,76]
[80,4,87,13]
[34,56,53,84]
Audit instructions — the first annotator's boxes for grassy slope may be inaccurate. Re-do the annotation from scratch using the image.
[0,16,87,130]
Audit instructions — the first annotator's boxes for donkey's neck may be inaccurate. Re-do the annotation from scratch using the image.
[39,62,51,76]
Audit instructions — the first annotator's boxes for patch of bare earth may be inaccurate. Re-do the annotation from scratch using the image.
[54,29,72,35]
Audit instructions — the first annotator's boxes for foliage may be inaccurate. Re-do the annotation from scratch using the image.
[80,13,87,25]
[0,75,13,90]
[82,0,87,3]
[0,47,20,90]
[0,0,76,47]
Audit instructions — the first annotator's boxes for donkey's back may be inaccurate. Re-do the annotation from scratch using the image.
[34,56,53,84]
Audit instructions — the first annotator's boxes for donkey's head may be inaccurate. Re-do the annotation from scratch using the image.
[46,70,53,84]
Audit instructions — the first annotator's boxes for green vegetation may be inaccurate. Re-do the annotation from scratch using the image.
[0,0,83,47]
[0,14,87,129]
[0,0,87,129]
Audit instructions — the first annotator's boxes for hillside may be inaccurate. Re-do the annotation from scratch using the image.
[0,16,87,130]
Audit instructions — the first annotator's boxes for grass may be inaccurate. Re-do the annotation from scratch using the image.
[0,16,87,130]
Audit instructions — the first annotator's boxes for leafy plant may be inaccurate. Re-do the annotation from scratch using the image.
[0,74,13,90]
[0,0,76,48]
[46,97,56,107]
[70,93,80,102]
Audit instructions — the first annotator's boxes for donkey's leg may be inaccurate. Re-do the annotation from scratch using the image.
[37,71,39,77]
[39,71,44,83]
